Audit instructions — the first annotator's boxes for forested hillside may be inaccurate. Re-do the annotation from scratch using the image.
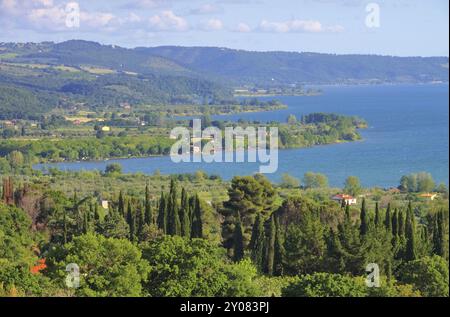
[1,40,448,119]
[145,46,449,85]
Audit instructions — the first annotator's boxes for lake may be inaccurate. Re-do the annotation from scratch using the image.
[36,84,449,188]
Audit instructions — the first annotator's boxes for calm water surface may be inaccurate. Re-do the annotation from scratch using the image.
[36,84,449,188]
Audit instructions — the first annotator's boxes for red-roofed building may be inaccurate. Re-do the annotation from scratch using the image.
[332,194,357,206]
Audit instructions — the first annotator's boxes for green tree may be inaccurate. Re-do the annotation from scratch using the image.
[144,185,152,226]
[8,151,24,170]
[233,212,244,262]
[222,175,276,250]
[167,180,181,236]
[126,201,135,241]
[273,217,285,276]
[179,188,191,238]
[404,202,417,261]
[303,172,329,189]
[118,191,125,217]
[374,202,381,227]
[104,163,122,176]
[344,176,362,196]
[280,173,300,189]
[264,215,276,276]
[432,210,446,258]
[399,256,449,297]
[47,233,150,297]
[359,199,369,236]
[191,195,203,239]
[284,214,326,275]
[384,203,392,232]
[249,214,265,271]
[141,236,229,297]
[157,192,168,234]
[282,273,367,297]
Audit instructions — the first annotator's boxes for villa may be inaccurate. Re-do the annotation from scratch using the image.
[332,194,357,206]
[418,193,438,201]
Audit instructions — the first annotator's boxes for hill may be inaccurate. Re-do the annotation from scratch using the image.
[0,40,448,119]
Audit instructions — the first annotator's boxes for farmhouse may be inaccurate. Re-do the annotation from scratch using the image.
[418,193,438,201]
[332,194,357,206]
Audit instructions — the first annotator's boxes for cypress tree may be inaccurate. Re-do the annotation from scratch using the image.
[374,202,381,226]
[144,184,152,225]
[137,203,145,242]
[398,210,405,237]
[392,209,398,237]
[265,215,276,276]
[345,203,351,222]
[191,195,203,239]
[118,191,125,217]
[359,198,369,236]
[83,210,89,234]
[405,203,417,261]
[157,192,168,233]
[180,188,191,238]
[94,202,100,221]
[167,179,181,236]
[433,210,445,257]
[127,201,135,241]
[273,216,285,276]
[384,203,392,232]
[63,208,68,244]
[249,214,265,270]
[233,212,244,262]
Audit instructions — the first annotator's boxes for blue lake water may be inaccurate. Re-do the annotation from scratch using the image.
[36,84,449,188]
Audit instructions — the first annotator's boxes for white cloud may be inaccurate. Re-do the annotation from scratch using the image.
[200,18,223,31]
[234,22,252,33]
[124,0,171,9]
[190,4,223,15]
[259,19,344,33]
[27,6,67,30]
[148,10,189,31]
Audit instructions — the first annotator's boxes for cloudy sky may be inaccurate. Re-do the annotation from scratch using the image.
[0,0,448,56]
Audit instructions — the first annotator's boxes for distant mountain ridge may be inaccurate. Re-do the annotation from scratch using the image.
[144,45,449,85]
[2,40,448,85]
[0,40,448,119]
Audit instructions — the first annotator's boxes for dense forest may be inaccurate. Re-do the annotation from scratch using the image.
[0,173,448,297]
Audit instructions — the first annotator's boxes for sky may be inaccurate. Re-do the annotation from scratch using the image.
[0,0,448,56]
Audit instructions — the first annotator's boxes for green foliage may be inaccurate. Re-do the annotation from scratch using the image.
[147,45,448,86]
[344,176,362,196]
[303,172,329,189]
[0,203,57,296]
[222,175,276,250]
[104,163,122,176]
[232,212,245,262]
[141,236,229,297]
[0,135,175,162]
[280,173,300,189]
[282,273,367,297]
[47,233,150,297]
[399,255,449,297]
[399,172,436,193]
[284,213,326,275]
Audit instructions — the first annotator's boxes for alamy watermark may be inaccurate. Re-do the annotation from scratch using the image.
[170,119,279,174]
[65,2,80,29]
[365,263,380,288]
[65,263,80,289]
[365,3,381,28]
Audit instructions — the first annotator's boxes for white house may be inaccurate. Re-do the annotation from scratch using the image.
[332,194,357,206]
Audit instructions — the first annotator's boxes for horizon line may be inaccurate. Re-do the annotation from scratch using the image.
[1,39,449,59]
